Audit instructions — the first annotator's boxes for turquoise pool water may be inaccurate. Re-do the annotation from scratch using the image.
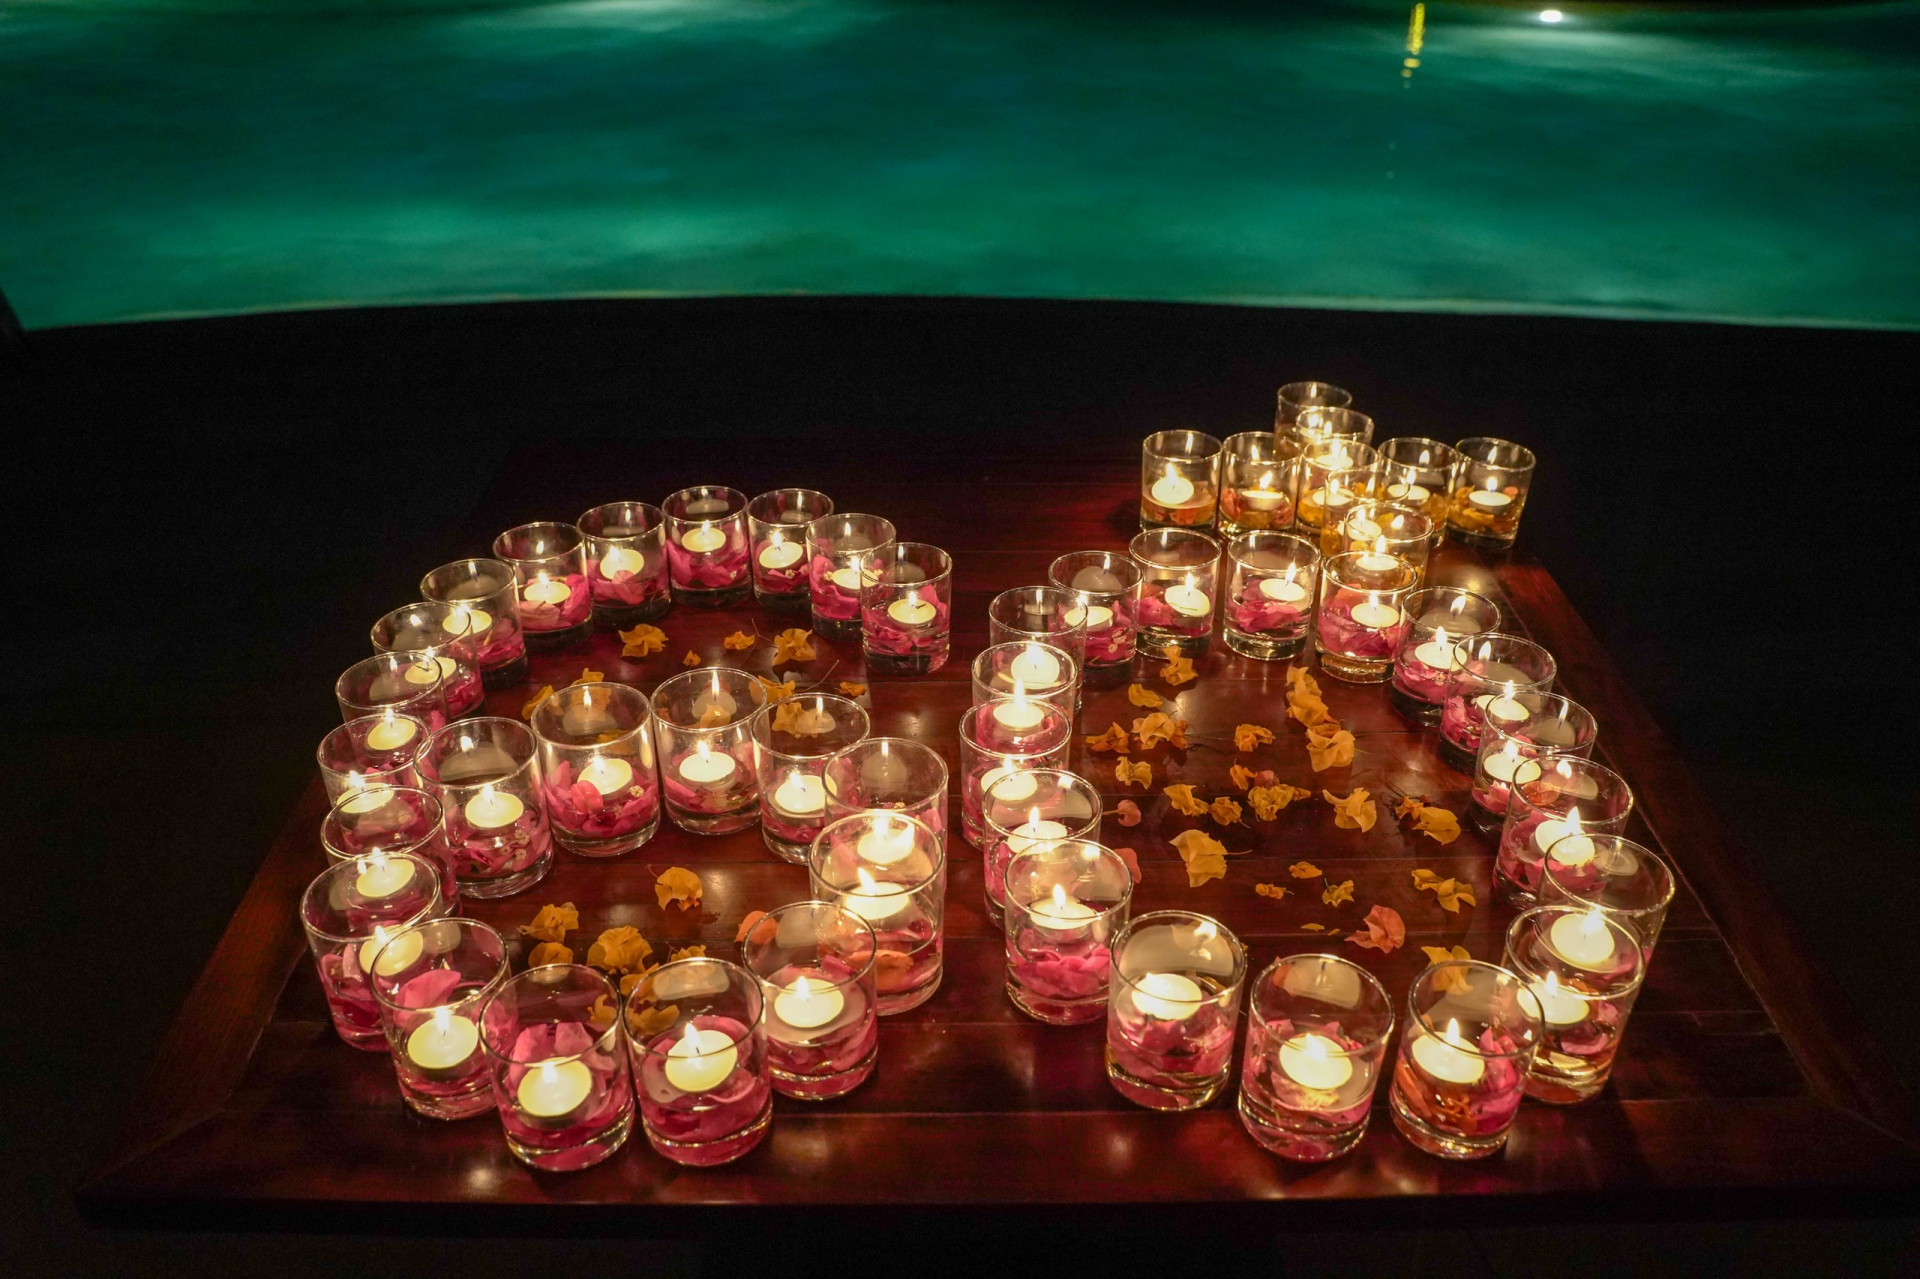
[3,1,1916,329]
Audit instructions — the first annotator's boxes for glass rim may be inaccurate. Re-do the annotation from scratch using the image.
[478,964,623,1065]
[370,599,482,651]
[1141,428,1223,458]
[749,692,871,758]
[368,918,510,1015]
[959,699,1074,762]
[1543,835,1675,911]
[1226,529,1320,571]
[317,713,430,769]
[575,500,665,541]
[982,767,1102,835]
[418,557,517,602]
[1453,436,1537,472]
[1047,549,1142,598]
[1111,909,1248,1000]
[416,716,538,788]
[1405,959,1542,1056]
[1483,691,1598,748]
[971,639,1079,691]
[1449,630,1557,681]
[1003,838,1134,915]
[321,783,441,843]
[821,735,950,791]
[619,955,766,1056]
[1322,549,1419,591]
[650,666,763,730]
[661,485,749,522]
[490,520,584,562]
[298,852,446,944]
[739,899,879,989]
[336,651,448,701]
[1127,526,1223,567]
[1247,953,1397,1055]
[806,511,896,549]
[1377,435,1461,465]
[529,681,654,747]
[1400,585,1500,627]
[807,810,946,889]
[1276,380,1353,411]
[1503,904,1648,997]
[867,540,952,588]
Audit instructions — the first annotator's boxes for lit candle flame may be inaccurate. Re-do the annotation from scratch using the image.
[856,868,880,894]
[791,974,814,1000]
[1050,883,1072,912]
[432,1005,453,1033]
[1443,1017,1468,1049]
[1302,1034,1331,1066]
[1432,626,1449,651]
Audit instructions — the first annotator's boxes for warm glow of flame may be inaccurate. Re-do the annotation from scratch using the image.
[1443,1018,1468,1049]
[1051,883,1072,912]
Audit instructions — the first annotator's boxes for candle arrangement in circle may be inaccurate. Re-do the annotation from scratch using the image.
[1002,839,1133,1026]
[979,767,1103,925]
[1222,530,1320,661]
[1283,402,1374,451]
[1237,954,1395,1162]
[957,698,1074,851]
[1539,835,1676,961]
[491,521,592,647]
[1468,691,1598,833]
[320,783,457,903]
[369,601,487,719]
[1139,429,1223,529]
[298,852,451,1050]
[661,486,753,607]
[624,957,773,1166]
[806,511,896,640]
[478,964,635,1172]
[1375,436,1462,544]
[1129,528,1222,656]
[418,557,528,689]
[335,651,451,735]
[1218,429,1301,537]
[1314,549,1419,683]
[1387,959,1544,1160]
[1436,631,1558,772]
[1503,905,1648,1104]
[739,901,881,1101]
[1292,437,1378,540]
[1105,911,1248,1112]
[316,713,429,804]
[860,541,954,675]
[807,811,947,1015]
[1324,500,1433,584]
[1447,437,1536,550]
[369,917,510,1120]
[575,500,673,627]
[652,667,763,836]
[415,717,554,899]
[746,488,833,610]
[1048,550,1141,682]
[970,639,1081,721]
[750,692,871,865]
[530,682,662,858]
[1495,755,1634,907]
[1273,380,1354,439]
[1387,586,1503,724]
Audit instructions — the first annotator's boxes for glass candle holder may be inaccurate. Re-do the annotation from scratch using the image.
[1287,405,1376,453]
[530,682,662,858]
[1448,437,1537,550]
[1388,586,1503,724]
[479,965,634,1172]
[1129,528,1221,656]
[652,667,762,835]
[1223,531,1319,661]
[370,918,509,1120]
[1436,632,1558,771]
[336,652,450,734]
[1388,960,1543,1159]
[1376,437,1461,544]
[1314,550,1418,683]
[1468,692,1598,833]
[662,485,752,605]
[739,901,880,1101]
[320,783,455,904]
[1238,954,1394,1162]
[1274,380,1353,434]
[1326,501,1432,583]
[625,958,772,1165]
[1140,429,1223,529]
[1218,431,1300,536]
[419,557,527,688]
[370,601,486,720]
[957,698,1073,850]
[808,812,946,1014]
[576,501,672,628]
[988,585,1090,671]
[416,717,553,899]
[970,640,1080,719]
[491,521,591,647]
[299,852,449,1050]
[1540,835,1676,960]
[752,692,871,864]
[982,768,1102,925]
[1495,756,1634,907]
[860,541,953,676]
[317,713,428,803]
[1504,905,1647,1104]
[821,737,949,852]
[807,512,897,640]
[1004,840,1133,1026]
[1106,911,1248,1111]
[747,488,833,610]
[1049,551,1142,681]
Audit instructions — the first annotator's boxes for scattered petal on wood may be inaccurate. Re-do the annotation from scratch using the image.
[1255,882,1288,900]
[1348,905,1406,953]
[1290,860,1324,879]
[526,942,573,967]
[1413,868,1478,913]
[520,902,579,943]
[655,867,704,911]
[1397,798,1463,845]
[1113,846,1142,883]
[587,926,653,973]
[1115,759,1152,789]
[588,994,618,1029]
[1171,829,1229,887]
[1305,722,1356,770]
[722,630,755,651]
[669,944,707,962]
[838,681,868,697]
[1164,784,1208,817]
[1132,712,1188,750]
[1285,666,1320,695]
[1322,878,1356,907]
[1233,723,1276,752]
[1115,799,1142,827]
[1160,650,1198,686]
[573,668,604,685]
[773,629,817,665]
[521,685,555,719]
[1301,922,1327,931]
[734,910,771,943]
[1248,783,1312,821]
[619,624,667,657]
[1085,723,1131,754]
[682,650,702,667]
[755,675,799,703]
[772,700,835,735]
[1209,795,1244,827]
[1421,945,1475,993]
[1229,763,1254,791]
[1422,944,1473,965]
[1322,787,1378,831]
[1127,683,1164,708]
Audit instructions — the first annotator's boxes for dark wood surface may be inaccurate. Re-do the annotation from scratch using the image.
[80,447,1920,1229]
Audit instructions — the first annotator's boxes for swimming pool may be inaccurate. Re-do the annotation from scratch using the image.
[3,0,1915,329]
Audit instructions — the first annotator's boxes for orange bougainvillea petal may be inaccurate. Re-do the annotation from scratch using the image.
[1132,712,1191,750]
[1422,944,1473,965]
[1436,879,1478,913]
[619,624,667,657]
[1322,878,1356,906]
[586,926,653,974]
[1322,787,1377,832]
[668,944,708,962]
[1348,904,1407,954]
[627,1001,680,1039]
[1288,692,1332,728]
[1233,723,1276,752]
[1412,806,1463,845]
[772,628,817,665]
[1113,846,1142,883]
[1127,683,1163,708]
[1085,723,1131,754]
[521,685,555,719]
[1249,784,1311,821]
[1160,650,1197,686]
[1229,763,1254,792]
[1285,666,1319,695]
[573,668,604,685]
[1170,829,1228,887]
[520,902,580,943]
[655,867,704,911]
[1301,922,1327,931]
[838,681,867,697]
[1255,882,1288,900]
[1115,759,1152,789]
[1305,723,1356,771]
[722,630,755,651]
[1164,783,1207,817]
[1209,795,1243,827]
[1291,860,1324,879]
[755,675,798,704]
[734,910,770,942]
[682,650,702,667]
[527,941,573,967]
[1394,795,1425,820]
[772,700,835,735]
[1115,799,1142,827]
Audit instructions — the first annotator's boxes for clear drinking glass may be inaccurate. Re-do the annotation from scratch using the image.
[808,812,946,1014]
[1387,586,1503,724]
[491,521,591,647]
[652,667,762,835]
[970,640,1080,719]
[807,513,896,640]
[1222,531,1319,661]
[1448,437,1537,549]
[987,586,1090,674]
[625,957,772,1166]
[981,768,1103,925]
[860,541,952,676]
[1293,438,1379,541]
[751,693,870,864]
[1106,911,1247,1111]
[576,501,672,628]
[1388,959,1542,1159]
[335,652,450,733]
[419,557,528,688]
[1129,528,1221,656]
[1436,632,1557,771]
[1314,549,1418,683]
[1376,437,1461,544]
[662,486,752,605]
[478,965,634,1172]
[1004,839,1133,1026]
[530,682,662,858]
[1495,756,1634,907]
[747,488,833,610]
[299,852,450,1050]
[1504,905,1647,1104]
[1218,430,1300,536]
[1539,835,1676,960]
[369,601,486,719]
[370,917,509,1120]
[317,713,428,802]
[1140,429,1223,530]
[1468,691,1598,832]
[320,783,455,904]
[1325,500,1432,582]
[740,901,880,1101]
[957,699,1073,849]
[820,737,949,852]
[1274,381,1353,434]
[1048,550,1141,682]
[1238,954,1394,1162]
[1287,405,1375,452]
[416,716,553,899]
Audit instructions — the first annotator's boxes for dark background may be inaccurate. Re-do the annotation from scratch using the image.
[4,296,1916,1275]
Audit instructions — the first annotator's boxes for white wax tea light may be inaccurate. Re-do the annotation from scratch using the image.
[1349,599,1400,629]
[365,716,418,752]
[856,819,917,865]
[1149,468,1196,507]
[1070,566,1125,594]
[842,872,911,923]
[1530,973,1588,1027]
[829,566,863,591]
[1240,484,1285,511]
[1030,883,1097,932]
[1483,744,1536,785]
[1259,576,1309,604]
[1005,812,1069,855]
[678,742,738,787]
[1355,548,1400,573]
[518,1058,593,1119]
[446,606,490,637]
[1548,909,1617,971]
[1412,627,1459,672]
[992,692,1047,732]
[1387,482,1431,503]
[1278,1032,1354,1091]
[1411,1020,1485,1086]
[1131,972,1203,1021]
[358,926,424,977]
[981,766,1039,806]
[403,656,457,686]
[1534,810,1593,863]
[663,1024,738,1094]
[758,538,804,570]
[577,755,634,796]
[770,772,826,819]
[338,783,391,815]
[774,975,845,1031]
[1008,643,1062,687]
[598,546,646,577]
[680,524,727,554]
[1469,487,1513,510]
[1063,604,1113,630]
[464,786,524,831]
[407,1008,480,1073]
[522,576,571,606]
[887,592,938,626]
[354,855,417,900]
[1164,581,1212,617]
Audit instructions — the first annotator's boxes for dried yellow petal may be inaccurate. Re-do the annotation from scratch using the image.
[1305,722,1356,771]
[619,624,667,657]
[682,650,702,667]
[1164,784,1208,817]
[1170,829,1228,887]
[1132,712,1188,750]
[1322,787,1377,832]
[838,681,868,697]
[1233,724,1275,752]
[1322,879,1356,906]
[1249,785,1313,821]
[572,667,604,685]
[526,941,573,967]
[655,867,704,911]
[1209,795,1243,827]
[772,628,817,665]
[1160,651,1198,686]
[1085,723,1131,754]
[668,944,708,962]
[519,902,579,944]
[521,685,555,719]
[1127,684,1163,708]
[722,630,755,651]
[1291,860,1324,879]
[1255,882,1288,900]
[1115,759,1152,789]
[586,926,653,974]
